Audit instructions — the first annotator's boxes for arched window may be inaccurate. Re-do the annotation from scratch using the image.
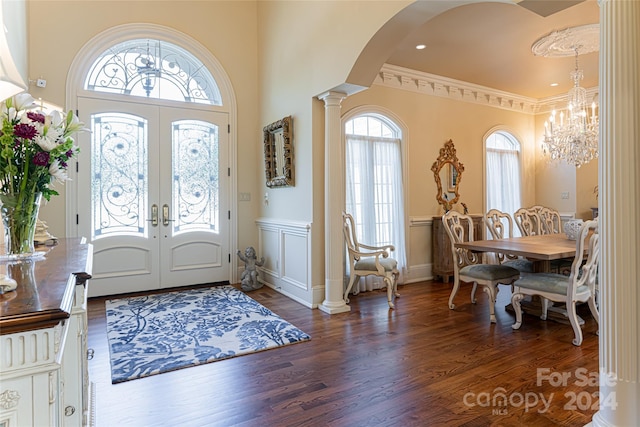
[344,113,407,290]
[84,39,222,105]
[486,130,522,232]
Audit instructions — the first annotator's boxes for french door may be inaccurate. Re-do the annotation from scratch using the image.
[77,96,230,296]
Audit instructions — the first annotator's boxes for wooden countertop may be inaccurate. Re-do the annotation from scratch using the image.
[0,238,92,334]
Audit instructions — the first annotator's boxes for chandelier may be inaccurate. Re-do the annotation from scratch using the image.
[542,48,598,168]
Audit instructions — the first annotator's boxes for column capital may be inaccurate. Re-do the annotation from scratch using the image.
[317,91,347,106]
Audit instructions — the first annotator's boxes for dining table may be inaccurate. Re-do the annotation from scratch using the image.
[454,233,578,273]
[454,233,582,324]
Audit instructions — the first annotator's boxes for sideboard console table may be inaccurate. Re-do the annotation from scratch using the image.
[0,238,93,427]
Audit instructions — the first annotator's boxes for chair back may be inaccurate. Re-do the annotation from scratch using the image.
[539,207,562,234]
[484,209,518,263]
[514,207,543,236]
[568,219,600,298]
[442,211,481,268]
[342,211,359,255]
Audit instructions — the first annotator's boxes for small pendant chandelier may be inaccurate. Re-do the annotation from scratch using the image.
[541,47,599,168]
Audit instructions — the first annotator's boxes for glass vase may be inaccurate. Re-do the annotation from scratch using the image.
[1,192,43,259]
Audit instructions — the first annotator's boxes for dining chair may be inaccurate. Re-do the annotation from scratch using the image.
[535,206,573,274]
[538,207,563,235]
[511,219,600,346]
[514,207,543,236]
[342,211,400,309]
[442,211,521,323]
[484,209,533,273]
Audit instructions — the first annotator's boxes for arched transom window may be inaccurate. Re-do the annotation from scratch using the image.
[84,39,222,105]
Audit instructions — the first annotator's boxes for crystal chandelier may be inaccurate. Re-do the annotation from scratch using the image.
[542,48,598,168]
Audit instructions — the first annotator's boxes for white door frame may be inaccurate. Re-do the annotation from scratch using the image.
[65,23,238,284]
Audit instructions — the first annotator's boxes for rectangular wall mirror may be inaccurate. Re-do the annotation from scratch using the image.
[264,116,294,187]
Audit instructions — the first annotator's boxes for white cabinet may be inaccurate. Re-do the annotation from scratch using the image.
[0,240,92,427]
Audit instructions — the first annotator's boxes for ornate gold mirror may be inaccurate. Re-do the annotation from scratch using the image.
[264,116,294,187]
[431,139,464,210]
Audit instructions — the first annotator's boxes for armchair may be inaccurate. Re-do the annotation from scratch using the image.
[342,212,400,309]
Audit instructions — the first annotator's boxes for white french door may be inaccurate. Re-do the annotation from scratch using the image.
[77,96,230,296]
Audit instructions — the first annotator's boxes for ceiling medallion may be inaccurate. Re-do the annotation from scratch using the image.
[531,23,599,57]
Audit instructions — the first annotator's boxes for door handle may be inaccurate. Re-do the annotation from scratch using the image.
[163,204,172,226]
[148,204,158,226]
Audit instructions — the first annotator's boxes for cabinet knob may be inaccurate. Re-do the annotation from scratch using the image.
[65,406,76,416]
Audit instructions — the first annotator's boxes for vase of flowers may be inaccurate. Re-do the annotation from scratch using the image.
[0,93,86,258]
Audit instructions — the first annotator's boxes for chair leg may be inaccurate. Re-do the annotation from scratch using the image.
[587,296,599,336]
[540,297,550,320]
[344,274,359,304]
[511,293,525,330]
[448,273,461,310]
[482,285,497,323]
[385,276,395,309]
[471,283,478,304]
[567,301,584,346]
[392,269,400,298]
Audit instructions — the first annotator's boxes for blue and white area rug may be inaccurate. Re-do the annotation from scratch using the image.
[105,285,311,383]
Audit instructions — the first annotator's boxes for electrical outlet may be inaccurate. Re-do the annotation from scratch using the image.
[561,192,570,199]
[36,79,47,88]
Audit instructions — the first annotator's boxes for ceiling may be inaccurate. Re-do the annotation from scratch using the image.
[385,0,600,100]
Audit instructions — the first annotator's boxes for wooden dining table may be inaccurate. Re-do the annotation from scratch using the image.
[454,233,578,273]
[454,233,581,323]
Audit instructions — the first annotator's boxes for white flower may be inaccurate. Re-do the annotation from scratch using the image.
[35,133,59,151]
[49,110,64,128]
[49,161,69,183]
[64,111,89,134]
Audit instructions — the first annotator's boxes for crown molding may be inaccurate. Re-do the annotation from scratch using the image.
[374,63,598,116]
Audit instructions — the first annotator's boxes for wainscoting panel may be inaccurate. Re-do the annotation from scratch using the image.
[255,218,319,308]
[406,216,434,283]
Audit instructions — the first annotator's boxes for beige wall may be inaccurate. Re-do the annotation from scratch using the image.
[256,0,411,288]
[256,0,410,221]
[28,1,260,251]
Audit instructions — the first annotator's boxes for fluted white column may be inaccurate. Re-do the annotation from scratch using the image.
[591,1,640,425]
[317,91,350,314]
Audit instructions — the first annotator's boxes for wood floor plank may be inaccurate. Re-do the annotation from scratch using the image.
[88,281,599,426]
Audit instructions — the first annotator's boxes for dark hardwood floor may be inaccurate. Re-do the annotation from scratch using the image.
[88,280,599,427]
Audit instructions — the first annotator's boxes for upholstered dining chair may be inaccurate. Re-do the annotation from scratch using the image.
[484,209,534,273]
[442,211,521,323]
[342,211,400,309]
[511,219,600,346]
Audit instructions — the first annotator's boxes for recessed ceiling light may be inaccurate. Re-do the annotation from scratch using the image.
[416,44,426,50]
[550,83,559,87]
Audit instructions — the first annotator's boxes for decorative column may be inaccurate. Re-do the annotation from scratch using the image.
[317,91,350,314]
[591,0,640,425]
